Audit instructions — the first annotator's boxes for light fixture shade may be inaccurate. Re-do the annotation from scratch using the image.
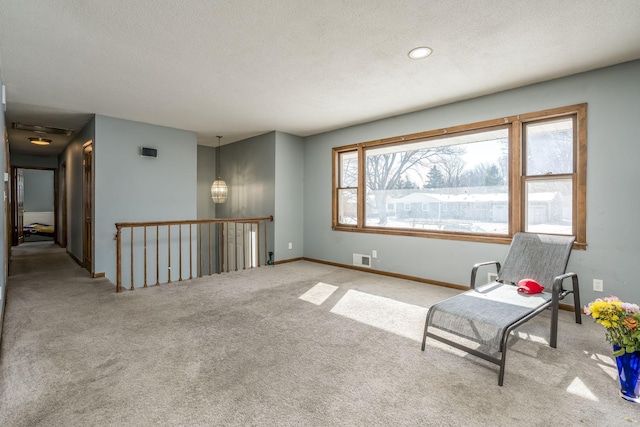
[211,178,228,203]
[29,137,52,146]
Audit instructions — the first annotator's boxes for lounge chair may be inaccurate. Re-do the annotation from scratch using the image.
[421,232,581,385]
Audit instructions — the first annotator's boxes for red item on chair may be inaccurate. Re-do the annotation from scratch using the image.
[517,278,544,294]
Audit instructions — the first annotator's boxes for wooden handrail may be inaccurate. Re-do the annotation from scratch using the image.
[116,216,274,292]
[115,216,273,228]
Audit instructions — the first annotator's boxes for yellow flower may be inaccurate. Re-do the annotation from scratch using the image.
[600,319,612,328]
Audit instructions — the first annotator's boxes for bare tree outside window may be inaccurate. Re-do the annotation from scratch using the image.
[364,129,509,232]
[365,147,456,225]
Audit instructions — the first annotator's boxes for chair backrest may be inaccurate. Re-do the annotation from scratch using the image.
[498,232,575,290]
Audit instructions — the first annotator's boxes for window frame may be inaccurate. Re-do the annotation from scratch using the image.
[332,103,587,248]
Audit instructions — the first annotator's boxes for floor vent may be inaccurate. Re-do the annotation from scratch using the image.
[353,253,372,268]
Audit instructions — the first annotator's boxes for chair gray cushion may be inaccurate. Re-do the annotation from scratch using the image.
[498,233,575,290]
[428,283,552,350]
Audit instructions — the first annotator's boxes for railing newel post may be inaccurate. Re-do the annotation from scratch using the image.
[130,227,134,291]
[208,223,212,276]
[167,225,172,283]
[265,220,268,266]
[179,224,183,282]
[143,226,148,288]
[257,221,261,267]
[155,225,160,286]
[198,223,203,278]
[116,224,122,293]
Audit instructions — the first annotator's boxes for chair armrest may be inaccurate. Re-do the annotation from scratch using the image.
[550,272,582,336]
[470,261,501,289]
[551,272,578,297]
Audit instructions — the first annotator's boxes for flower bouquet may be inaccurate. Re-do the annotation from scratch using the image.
[584,296,640,403]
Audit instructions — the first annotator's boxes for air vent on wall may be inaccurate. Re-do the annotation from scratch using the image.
[353,253,372,268]
[12,121,74,136]
[139,147,158,158]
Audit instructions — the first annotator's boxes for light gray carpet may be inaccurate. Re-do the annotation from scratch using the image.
[0,242,637,426]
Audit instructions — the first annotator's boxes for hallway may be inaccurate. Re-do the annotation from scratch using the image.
[1,242,117,425]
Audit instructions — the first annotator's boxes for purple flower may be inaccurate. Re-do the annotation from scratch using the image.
[621,303,640,313]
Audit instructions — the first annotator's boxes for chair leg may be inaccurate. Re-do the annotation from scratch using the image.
[572,275,582,324]
[550,301,559,348]
[498,329,512,386]
[498,353,506,386]
[421,324,428,351]
[421,307,434,351]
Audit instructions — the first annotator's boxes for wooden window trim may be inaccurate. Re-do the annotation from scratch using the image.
[331,103,587,248]
[333,147,359,229]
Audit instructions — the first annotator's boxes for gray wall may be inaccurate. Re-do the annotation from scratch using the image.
[11,153,58,169]
[23,169,54,212]
[59,116,95,262]
[197,145,217,274]
[215,132,276,260]
[303,60,640,304]
[216,132,276,220]
[274,132,304,261]
[94,115,197,285]
[197,145,217,221]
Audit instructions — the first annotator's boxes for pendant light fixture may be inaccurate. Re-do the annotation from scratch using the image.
[211,135,228,203]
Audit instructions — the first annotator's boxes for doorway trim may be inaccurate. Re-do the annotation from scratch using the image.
[11,166,59,247]
[82,140,94,274]
[60,162,67,248]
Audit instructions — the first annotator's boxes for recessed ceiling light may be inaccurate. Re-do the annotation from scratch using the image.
[29,137,52,146]
[408,46,433,59]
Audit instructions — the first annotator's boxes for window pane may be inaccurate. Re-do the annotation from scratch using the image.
[525,118,573,175]
[364,128,509,234]
[338,189,357,225]
[339,151,358,187]
[525,178,572,234]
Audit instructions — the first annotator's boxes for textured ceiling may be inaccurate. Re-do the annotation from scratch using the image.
[1,0,639,156]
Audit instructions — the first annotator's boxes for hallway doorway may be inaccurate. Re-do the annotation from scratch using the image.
[11,167,57,246]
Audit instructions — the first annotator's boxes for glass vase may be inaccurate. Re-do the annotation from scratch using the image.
[614,345,640,403]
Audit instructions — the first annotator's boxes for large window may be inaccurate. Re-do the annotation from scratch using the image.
[332,104,587,247]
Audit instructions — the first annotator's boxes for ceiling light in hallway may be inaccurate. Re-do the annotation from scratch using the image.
[28,137,51,145]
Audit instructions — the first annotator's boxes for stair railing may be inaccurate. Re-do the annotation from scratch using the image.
[115,216,273,292]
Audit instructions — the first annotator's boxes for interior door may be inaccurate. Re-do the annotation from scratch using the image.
[11,167,24,246]
[82,143,93,272]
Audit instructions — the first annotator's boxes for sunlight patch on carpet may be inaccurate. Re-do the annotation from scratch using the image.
[514,330,549,346]
[566,377,598,401]
[597,363,618,381]
[586,351,618,381]
[299,282,339,305]
[330,289,427,342]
